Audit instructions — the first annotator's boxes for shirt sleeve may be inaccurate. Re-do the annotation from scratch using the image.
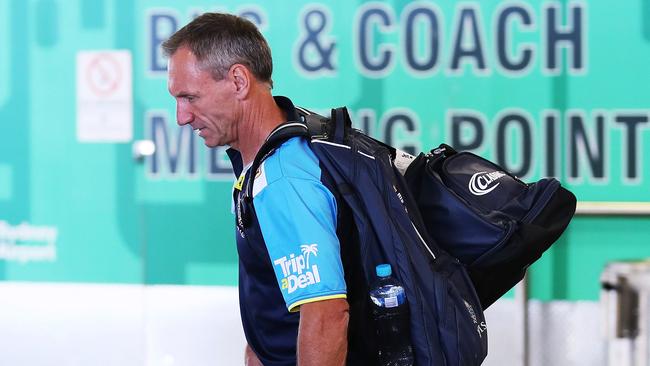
[254,175,347,312]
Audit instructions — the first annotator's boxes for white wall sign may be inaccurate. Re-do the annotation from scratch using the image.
[76,50,133,142]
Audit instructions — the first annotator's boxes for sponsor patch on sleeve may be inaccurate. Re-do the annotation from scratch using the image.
[271,242,346,311]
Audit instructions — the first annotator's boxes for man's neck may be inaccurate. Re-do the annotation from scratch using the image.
[237,92,286,167]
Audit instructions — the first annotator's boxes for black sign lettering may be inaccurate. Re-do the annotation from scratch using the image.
[569,113,605,179]
[615,114,649,179]
[543,112,559,177]
[545,4,584,72]
[450,7,486,72]
[404,5,440,72]
[149,114,196,176]
[495,112,532,177]
[497,5,533,72]
[149,13,177,73]
[357,6,394,73]
[383,112,417,155]
[450,113,485,151]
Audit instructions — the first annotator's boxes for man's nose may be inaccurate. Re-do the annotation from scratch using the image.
[176,103,194,126]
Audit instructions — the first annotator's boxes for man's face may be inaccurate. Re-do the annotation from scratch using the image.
[167,47,238,148]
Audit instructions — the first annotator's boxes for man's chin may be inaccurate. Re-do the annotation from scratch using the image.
[203,139,224,148]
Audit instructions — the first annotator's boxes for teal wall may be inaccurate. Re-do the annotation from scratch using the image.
[0,0,649,300]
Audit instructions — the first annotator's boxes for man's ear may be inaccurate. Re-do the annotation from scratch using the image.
[229,64,251,99]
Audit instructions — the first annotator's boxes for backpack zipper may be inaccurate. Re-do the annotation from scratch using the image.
[411,221,436,260]
[392,183,437,260]
[521,179,560,224]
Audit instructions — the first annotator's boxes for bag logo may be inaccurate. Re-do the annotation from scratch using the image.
[468,171,506,196]
[464,300,487,338]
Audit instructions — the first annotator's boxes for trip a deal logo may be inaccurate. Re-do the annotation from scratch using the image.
[273,244,321,294]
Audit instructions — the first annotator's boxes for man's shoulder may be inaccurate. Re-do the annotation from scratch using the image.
[252,136,322,196]
[262,136,320,182]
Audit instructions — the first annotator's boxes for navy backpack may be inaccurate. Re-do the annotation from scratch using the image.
[302,107,576,309]
[241,108,488,365]
[239,106,575,365]
[403,144,576,308]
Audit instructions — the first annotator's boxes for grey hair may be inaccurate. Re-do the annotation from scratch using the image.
[162,12,273,88]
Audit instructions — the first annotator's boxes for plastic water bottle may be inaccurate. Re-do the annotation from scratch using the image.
[369,264,414,366]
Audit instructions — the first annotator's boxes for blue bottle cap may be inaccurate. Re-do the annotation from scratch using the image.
[376,264,392,277]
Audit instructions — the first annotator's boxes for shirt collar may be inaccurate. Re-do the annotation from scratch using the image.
[273,95,299,122]
[226,95,298,177]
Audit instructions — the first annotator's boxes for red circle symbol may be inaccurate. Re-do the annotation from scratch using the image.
[85,53,122,97]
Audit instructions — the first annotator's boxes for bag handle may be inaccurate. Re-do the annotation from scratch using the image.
[331,107,349,143]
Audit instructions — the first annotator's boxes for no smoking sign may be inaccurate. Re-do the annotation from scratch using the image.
[86,54,123,97]
[76,50,133,142]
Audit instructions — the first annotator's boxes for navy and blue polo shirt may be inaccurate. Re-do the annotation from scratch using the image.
[228,97,349,365]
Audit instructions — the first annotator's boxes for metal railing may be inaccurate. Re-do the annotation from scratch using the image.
[576,202,650,216]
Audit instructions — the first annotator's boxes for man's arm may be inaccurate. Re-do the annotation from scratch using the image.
[245,344,263,366]
[297,298,349,366]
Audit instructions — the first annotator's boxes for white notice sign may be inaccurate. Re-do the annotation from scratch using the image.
[76,50,133,142]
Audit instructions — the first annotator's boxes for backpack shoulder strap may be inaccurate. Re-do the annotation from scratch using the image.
[244,122,309,199]
[295,106,330,139]
[237,121,309,229]
[297,106,398,158]
[294,105,352,144]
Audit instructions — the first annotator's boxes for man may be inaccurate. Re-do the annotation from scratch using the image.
[163,12,368,366]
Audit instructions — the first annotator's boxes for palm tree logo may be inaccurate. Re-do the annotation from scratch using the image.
[300,244,319,268]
